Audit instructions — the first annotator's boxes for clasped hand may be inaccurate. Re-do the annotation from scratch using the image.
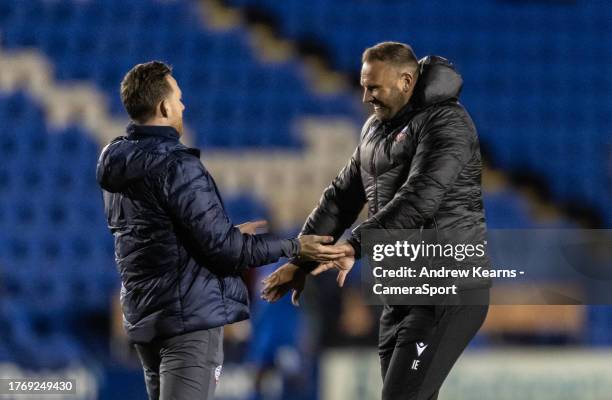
[236,220,345,263]
[236,221,353,305]
[261,241,356,306]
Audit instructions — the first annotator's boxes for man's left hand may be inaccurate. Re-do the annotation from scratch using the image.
[236,220,268,235]
[261,262,307,306]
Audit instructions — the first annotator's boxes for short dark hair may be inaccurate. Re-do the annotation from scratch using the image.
[120,61,173,123]
[362,42,419,74]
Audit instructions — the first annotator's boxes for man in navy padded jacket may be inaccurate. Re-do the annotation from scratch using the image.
[96,61,345,400]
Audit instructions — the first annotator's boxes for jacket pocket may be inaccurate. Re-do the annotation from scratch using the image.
[220,276,249,306]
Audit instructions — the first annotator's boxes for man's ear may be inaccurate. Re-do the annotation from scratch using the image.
[159,100,168,118]
[401,72,414,93]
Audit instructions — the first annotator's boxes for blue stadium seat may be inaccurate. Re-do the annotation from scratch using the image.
[225,196,270,223]
[2,0,363,151]
[1,0,610,370]
[484,191,536,229]
[220,0,612,222]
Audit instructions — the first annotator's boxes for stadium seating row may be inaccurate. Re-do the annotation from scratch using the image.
[0,0,363,149]
[226,0,612,224]
[0,0,610,370]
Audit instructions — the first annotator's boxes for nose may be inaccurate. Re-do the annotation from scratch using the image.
[362,88,373,104]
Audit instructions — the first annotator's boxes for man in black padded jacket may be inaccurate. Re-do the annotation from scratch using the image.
[262,42,489,400]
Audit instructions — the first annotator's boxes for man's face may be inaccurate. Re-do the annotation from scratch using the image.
[361,60,412,121]
[163,75,185,135]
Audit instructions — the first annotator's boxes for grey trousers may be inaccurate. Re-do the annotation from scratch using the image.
[134,327,224,400]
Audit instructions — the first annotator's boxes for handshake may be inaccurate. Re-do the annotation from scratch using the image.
[295,234,348,262]
[238,220,357,305]
[261,237,356,306]
[236,220,348,261]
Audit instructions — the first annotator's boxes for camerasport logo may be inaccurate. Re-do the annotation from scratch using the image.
[215,365,222,383]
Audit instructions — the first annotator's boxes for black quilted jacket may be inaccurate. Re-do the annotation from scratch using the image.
[299,56,486,264]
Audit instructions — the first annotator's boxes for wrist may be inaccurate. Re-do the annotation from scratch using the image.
[346,237,361,259]
[289,257,318,273]
[291,238,301,257]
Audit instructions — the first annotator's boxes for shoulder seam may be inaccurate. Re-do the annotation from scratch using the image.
[360,115,377,139]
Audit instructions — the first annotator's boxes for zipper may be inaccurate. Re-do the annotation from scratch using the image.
[371,129,382,213]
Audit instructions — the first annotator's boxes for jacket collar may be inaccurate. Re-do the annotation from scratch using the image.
[379,101,415,131]
[375,55,464,133]
[126,123,180,141]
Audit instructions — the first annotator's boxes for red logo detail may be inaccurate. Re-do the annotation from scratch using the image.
[395,131,408,142]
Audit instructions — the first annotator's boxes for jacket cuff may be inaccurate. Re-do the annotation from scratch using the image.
[255,234,295,262]
[289,257,318,273]
[261,234,284,262]
[279,238,301,258]
[347,235,361,260]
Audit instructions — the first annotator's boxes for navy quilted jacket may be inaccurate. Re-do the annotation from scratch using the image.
[96,124,297,343]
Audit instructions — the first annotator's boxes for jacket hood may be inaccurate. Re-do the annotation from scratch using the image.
[96,124,188,193]
[411,55,463,108]
[96,137,152,193]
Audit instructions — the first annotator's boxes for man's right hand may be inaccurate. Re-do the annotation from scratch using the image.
[297,235,346,262]
[310,241,356,287]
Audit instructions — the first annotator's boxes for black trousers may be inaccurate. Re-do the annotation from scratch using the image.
[134,327,224,400]
[379,300,488,400]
